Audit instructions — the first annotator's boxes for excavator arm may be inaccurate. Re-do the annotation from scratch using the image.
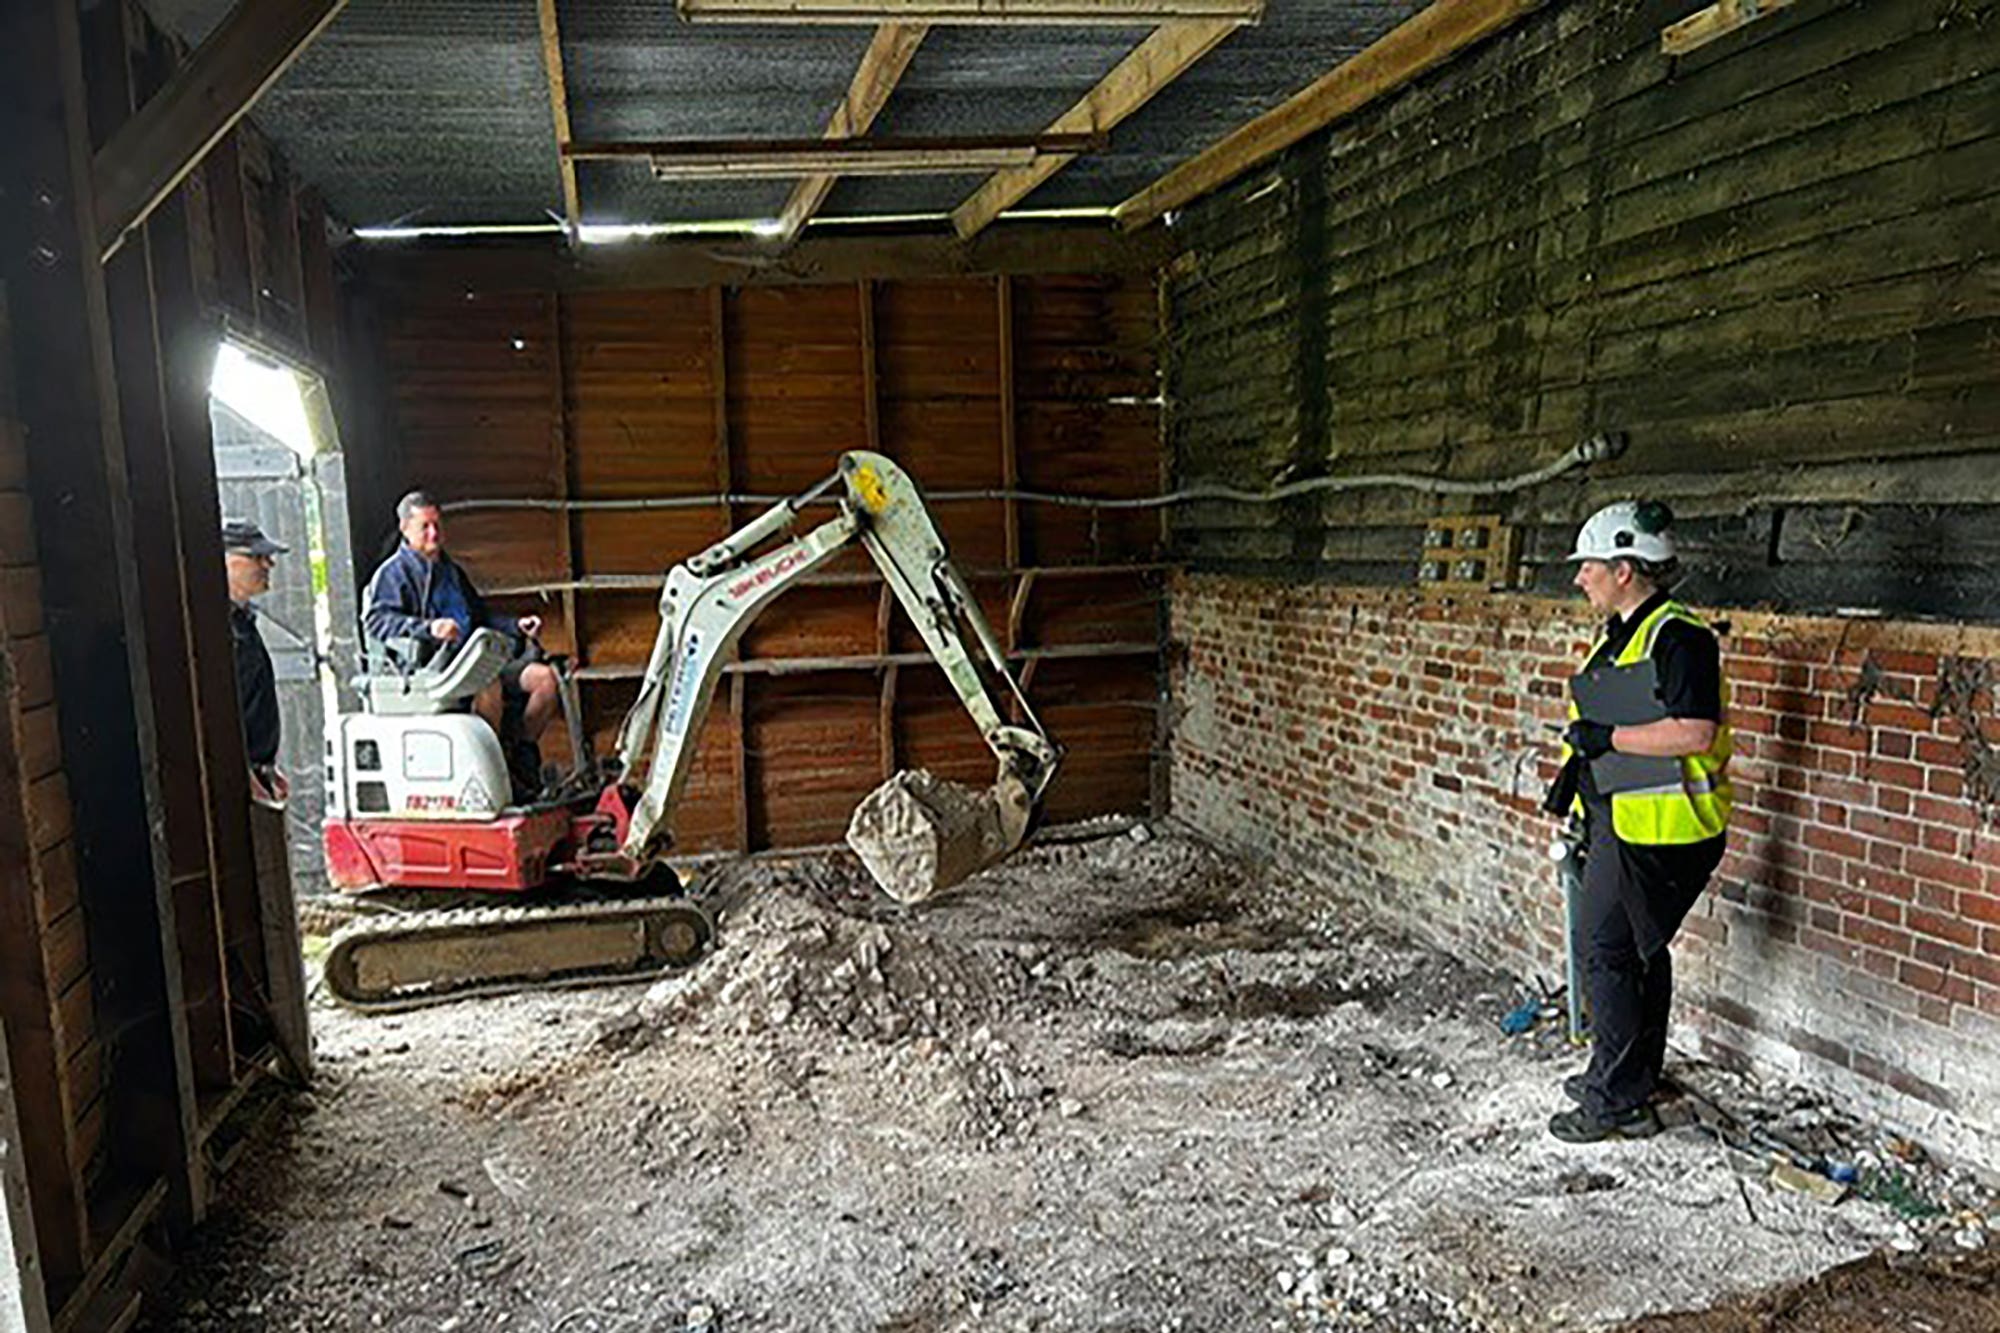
[611,451,1060,882]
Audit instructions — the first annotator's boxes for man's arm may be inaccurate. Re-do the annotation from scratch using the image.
[1613,622,1722,757]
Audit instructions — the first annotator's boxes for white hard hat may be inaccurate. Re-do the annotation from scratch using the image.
[1568,500,1676,563]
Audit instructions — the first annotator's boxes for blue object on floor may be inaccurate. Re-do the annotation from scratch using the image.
[1499,997,1541,1036]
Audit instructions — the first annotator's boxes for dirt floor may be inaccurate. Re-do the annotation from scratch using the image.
[143,825,1998,1332]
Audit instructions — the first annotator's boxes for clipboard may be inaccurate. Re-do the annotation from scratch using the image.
[1571,659,1685,796]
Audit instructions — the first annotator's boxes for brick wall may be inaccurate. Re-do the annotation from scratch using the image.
[1170,573,2000,1168]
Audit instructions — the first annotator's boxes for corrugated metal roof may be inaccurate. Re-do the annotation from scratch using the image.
[141,0,1424,230]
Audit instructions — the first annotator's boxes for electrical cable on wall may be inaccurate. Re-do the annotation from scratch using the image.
[440,431,1629,517]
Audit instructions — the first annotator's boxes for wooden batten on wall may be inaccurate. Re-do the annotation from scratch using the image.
[1165,0,2000,620]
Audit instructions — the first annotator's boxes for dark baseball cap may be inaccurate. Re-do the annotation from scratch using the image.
[222,518,288,557]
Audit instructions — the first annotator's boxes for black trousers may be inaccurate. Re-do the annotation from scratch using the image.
[1575,810,1724,1116]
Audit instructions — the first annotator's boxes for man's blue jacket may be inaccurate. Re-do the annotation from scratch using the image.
[363,544,518,663]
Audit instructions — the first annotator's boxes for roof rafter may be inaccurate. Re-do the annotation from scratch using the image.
[948,19,1237,241]
[536,0,582,236]
[1113,0,1541,231]
[93,0,349,261]
[775,23,929,243]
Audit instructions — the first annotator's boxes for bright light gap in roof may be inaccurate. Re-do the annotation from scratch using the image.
[352,207,1115,244]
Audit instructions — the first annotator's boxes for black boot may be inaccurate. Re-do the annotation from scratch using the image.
[508,740,544,805]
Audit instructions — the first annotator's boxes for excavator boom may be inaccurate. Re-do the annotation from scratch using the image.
[613,451,1059,896]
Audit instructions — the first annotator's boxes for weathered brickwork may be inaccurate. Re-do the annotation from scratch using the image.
[1171,574,2000,1167]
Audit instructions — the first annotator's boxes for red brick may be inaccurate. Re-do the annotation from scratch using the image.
[1864,650,1938,676]
[1917,996,1953,1028]
[1911,794,1979,831]
[1906,848,1983,893]
[1864,757,1926,791]
[1915,737,1960,768]
[1804,825,1865,859]
[1963,893,2000,927]
[1864,702,1937,734]
[1858,945,1902,977]
[1906,907,1980,949]
[1878,788,1912,815]
[1842,915,1912,956]
[1850,810,1918,844]
[1875,732,1914,759]
[1808,721,1868,752]
[1866,839,1905,871]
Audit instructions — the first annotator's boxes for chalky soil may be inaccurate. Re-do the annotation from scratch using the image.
[145,827,1987,1332]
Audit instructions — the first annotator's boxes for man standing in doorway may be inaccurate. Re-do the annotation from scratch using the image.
[363,489,560,800]
[1549,500,1732,1144]
[224,517,290,806]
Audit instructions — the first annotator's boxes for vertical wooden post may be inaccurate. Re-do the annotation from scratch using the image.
[997,275,1020,576]
[0,0,202,1240]
[547,293,579,665]
[0,1013,53,1333]
[98,46,237,1103]
[876,584,896,780]
[859,279,880,454]
[711,286,749,851]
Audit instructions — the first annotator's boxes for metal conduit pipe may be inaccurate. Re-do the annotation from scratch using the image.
[439,432,1628,516]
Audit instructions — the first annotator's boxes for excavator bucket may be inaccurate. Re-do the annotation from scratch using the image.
[845,768,1034,904]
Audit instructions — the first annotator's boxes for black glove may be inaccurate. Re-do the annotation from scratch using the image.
[1542,754,1582,816]
[1565,719,1616,760]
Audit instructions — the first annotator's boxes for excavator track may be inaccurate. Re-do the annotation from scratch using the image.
[322,897,714,1014]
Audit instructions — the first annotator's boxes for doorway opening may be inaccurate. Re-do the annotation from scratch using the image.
[208,337,359,901]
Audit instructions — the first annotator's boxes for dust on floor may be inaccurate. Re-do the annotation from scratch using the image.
[144,826,1996,1332]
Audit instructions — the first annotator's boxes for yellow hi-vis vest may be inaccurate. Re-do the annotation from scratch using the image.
[1569,599,1734,845]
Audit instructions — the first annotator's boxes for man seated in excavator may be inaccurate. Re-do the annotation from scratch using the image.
[321,452,1060,1010]
[362,488,562,800]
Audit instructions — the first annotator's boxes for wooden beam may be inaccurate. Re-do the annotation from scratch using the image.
[776,23,928,243]
[997,275,1019,571]
[0,1012,54,1332]
[549,293,580,667]
[536,0,582,235]
[357,224,1169,292]
[92,0,348,261]
[1661,0,1794,56]
[951,20,1237,240]
[859,281,880,452]
[574,133,1098,162]
[1114,0,1540,230]
[678,0,1261,21]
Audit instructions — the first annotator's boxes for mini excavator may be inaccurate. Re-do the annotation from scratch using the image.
[319,452,1060,1011]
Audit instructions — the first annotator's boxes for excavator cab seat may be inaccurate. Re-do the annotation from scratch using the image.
[354,626,511,718]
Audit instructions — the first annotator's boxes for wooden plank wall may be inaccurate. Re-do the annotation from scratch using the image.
[1165,0,2000,617]
[0,286,99,1305]
[370,271,1164,850]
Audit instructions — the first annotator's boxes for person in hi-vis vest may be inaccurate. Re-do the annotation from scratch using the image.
[1547,500,1732,1144]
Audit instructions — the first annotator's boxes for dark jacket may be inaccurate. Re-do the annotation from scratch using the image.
[363,544,517,663]
[231,602,281,766]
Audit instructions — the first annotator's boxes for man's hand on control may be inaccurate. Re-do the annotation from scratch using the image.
[428,618,461,643]
[1565,719,1616,759]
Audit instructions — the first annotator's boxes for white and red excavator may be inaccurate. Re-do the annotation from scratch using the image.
[319,451,1060,1010]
